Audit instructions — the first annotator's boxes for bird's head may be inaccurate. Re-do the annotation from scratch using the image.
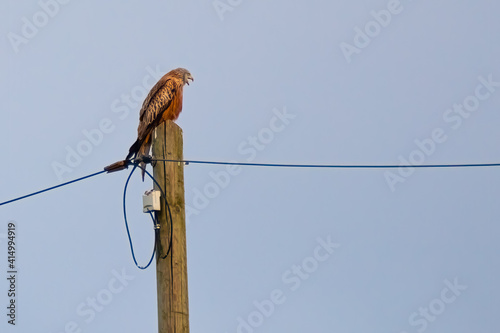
[173,68,194,86]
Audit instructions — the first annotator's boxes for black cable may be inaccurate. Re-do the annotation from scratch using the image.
[122,165,156,270]
[122,162,173,270]
[152,159,500,169]
[2,159,500,208]
[0,170,107,207]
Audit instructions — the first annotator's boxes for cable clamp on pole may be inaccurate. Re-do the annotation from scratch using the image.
[136,155,153,165]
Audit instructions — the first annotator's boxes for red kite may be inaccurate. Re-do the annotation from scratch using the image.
[105,68,193,178]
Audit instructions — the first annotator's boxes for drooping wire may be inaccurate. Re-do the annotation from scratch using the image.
[122,162,173,270]
[123,164,155,269]
[0,170,106,207]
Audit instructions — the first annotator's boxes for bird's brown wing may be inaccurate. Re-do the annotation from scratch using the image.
[138,79,177,138]
[126,76,183,160]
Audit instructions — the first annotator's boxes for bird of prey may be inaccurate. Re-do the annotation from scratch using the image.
[105,68,193,179]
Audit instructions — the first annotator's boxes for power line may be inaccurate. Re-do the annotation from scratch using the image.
[154,159,500,169]
[2,160,500,207]
[0,170,106,207]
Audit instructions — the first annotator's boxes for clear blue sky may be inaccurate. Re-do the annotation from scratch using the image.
[1,1,499,332]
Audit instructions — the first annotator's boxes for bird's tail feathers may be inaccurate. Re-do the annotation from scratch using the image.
[125,134,152,181]
[137,139,152,181]
[126,139,142,160]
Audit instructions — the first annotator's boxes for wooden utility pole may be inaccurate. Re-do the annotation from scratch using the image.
[152,121,189,333]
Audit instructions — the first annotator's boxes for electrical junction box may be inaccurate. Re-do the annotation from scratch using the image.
[143,190,161,213]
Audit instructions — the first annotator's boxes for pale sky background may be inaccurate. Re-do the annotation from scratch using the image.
[1,1,500,332]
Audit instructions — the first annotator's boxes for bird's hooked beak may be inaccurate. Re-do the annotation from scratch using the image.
[186,74,194,85]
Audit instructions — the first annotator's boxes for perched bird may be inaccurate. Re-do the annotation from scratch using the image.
[105,68,193,179]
